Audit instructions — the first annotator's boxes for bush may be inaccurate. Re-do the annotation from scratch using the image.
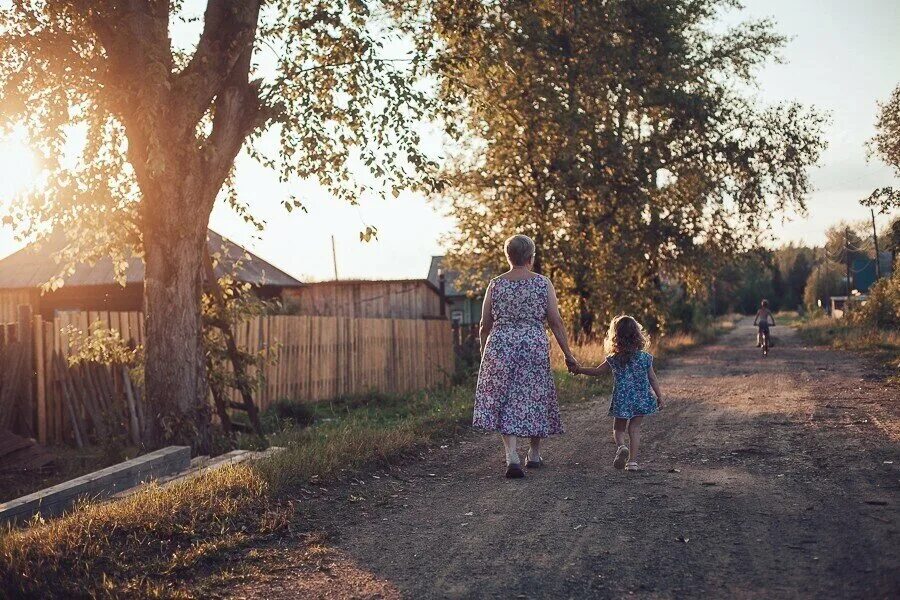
[850,273,900,329]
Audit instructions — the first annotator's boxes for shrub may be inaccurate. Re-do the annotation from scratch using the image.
[850,273,900,329]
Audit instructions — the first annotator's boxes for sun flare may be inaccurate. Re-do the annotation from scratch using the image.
[0,134,37,203]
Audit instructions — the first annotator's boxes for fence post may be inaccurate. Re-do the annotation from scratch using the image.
[33,317,47,444]
[17,305,34,436]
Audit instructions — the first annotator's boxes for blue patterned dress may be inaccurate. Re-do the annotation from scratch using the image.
[473,275,564,437]
[607,351,658,419]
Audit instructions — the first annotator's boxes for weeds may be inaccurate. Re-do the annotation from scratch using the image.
[796,315,900,376]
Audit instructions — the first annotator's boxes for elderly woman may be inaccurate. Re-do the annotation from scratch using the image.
[473,234,577,478]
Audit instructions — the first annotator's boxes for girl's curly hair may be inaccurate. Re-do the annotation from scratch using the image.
[604,315,648,361]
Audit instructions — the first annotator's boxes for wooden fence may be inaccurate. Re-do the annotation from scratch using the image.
[5,308,454,447]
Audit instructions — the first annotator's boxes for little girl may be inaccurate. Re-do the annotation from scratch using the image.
[573,315,663,471]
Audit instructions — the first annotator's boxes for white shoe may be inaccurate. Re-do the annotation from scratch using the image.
[613,445,630,470]
[625,461,641,471]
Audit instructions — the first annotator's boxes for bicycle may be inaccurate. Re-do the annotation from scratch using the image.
[758,324,774,356]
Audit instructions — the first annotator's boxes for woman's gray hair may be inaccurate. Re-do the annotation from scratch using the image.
[504,234,536,267]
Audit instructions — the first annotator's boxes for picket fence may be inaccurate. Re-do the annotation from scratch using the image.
[22,310,454,446]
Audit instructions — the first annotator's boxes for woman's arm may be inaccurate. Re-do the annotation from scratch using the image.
[577,360,611,377]
[648,365,664,407]
[546,281,577,368]
[479,282,494,356]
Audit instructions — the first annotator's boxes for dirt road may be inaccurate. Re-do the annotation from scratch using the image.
[223,319,898,599]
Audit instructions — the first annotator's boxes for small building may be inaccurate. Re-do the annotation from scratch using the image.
[0,229,302,322]
[427,256,484,326]
[283,279,446,320]
[829,294,868,319]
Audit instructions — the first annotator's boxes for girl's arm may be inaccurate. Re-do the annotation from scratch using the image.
[769,312,776,325]
[577,360,611,377]
[479,282,494,356]
[648,365,664,407]
[546,281,577,369]
[753,310,760,325]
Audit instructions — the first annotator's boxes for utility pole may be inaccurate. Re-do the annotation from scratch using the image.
[871,208,881,280]
[845,226,852,297]
[331,235,339,280]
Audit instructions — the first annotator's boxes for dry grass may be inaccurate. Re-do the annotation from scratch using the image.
[796,316,900,376]
[551,314,740,371]
[0,465,290,598]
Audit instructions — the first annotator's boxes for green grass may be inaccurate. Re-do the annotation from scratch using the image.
[0,316,733,598]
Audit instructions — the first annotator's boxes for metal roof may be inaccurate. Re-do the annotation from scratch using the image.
[0,229,302,290]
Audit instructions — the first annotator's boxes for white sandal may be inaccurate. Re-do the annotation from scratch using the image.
[624,461,640,471]
[613,445,630,469]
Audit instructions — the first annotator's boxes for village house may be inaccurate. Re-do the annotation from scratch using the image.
[427,256,484,326]
[0,230,303,322]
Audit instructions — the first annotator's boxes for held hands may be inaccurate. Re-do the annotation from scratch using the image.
[564,354,581,374]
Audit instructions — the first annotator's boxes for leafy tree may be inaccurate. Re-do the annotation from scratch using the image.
[0,2,437,450]
[863,84,900,212]
[431,0,825,335]
[803,262,845,312]
[774,244,816,310]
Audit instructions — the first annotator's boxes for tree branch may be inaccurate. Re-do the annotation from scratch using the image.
[171,0,261,135]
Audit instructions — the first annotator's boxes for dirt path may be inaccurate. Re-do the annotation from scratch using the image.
[221,319,899,599]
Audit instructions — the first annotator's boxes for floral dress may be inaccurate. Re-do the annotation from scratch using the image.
[473,275,563,437]
[607,351,658,419]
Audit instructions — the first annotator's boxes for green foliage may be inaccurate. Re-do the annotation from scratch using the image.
[862,84,899,213]
[0,1,439,266]
[430,0,826,334]
[850,273,900,330]
[803,262,845,311]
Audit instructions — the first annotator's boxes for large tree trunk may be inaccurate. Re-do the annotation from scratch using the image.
[141,184,213,453]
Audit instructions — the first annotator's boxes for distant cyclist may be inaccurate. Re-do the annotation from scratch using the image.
[753,299,775,348]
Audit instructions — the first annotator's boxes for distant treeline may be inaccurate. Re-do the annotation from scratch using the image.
[706,219,899,316]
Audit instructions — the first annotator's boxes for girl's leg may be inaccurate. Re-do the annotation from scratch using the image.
[502,434,519,465]
[613,418,630,468]
[627,417,644,462]
[528,436,542,462]
[613,418,628,448]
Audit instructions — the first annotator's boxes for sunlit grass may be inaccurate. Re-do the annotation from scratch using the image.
[796,315,900,377]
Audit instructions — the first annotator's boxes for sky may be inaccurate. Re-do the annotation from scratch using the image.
[0,0,898,281]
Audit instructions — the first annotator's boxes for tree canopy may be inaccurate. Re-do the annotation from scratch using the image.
[430,0,826,334]
[0,1,438,449]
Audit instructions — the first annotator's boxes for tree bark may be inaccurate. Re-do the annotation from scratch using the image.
[141,181,213,453]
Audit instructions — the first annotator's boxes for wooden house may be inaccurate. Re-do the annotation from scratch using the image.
[427,256,484,326]
[0,230,302,321]
[283,279,446,320]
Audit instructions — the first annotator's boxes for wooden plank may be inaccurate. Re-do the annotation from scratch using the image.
[34,319,47,444]
[0,446,190,526]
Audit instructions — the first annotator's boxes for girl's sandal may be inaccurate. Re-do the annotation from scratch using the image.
[613,445,630,470]
[624,461,641,472]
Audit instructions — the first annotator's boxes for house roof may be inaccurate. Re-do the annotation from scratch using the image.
[0,229,302,290]
[427,256,462,296]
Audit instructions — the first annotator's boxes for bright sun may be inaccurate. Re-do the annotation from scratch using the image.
[0,133,37,202]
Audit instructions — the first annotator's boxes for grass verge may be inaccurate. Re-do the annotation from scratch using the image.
[0,315,736,598]
[794,315,900,378]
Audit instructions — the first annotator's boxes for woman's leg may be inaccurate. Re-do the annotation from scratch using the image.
[528,436,542,462]
[502,434,519,464]
[613,418,628,448]
[627,416,643,462]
